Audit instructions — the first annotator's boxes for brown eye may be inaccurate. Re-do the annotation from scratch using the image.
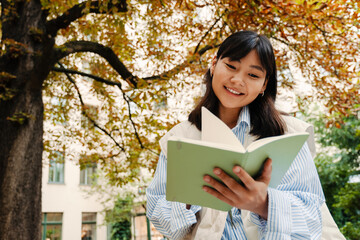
[225,63,236,70]
[249,73,259,78]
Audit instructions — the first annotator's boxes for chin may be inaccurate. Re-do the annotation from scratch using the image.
[220,105,244,111]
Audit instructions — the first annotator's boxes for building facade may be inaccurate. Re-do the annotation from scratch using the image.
[42,152,108,240]
[42,150,164,240]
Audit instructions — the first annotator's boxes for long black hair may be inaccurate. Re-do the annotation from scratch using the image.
[188,31,286,139]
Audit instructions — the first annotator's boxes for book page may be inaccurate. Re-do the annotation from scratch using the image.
[246,132,308,152]
[168,136,244,153]
[201,107,245,151]
[166,109,310,211]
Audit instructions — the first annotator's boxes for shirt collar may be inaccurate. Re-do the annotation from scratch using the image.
[234,106,250,130]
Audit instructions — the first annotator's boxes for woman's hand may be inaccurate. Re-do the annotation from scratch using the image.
[202,158,272,220]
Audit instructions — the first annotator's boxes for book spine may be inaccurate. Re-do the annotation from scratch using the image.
[244,151,249,171]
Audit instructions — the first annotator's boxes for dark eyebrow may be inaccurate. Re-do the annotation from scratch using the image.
[227,58,265,73]
[250,65,265,73]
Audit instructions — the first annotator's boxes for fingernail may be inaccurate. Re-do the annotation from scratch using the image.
[214,169,221,175]
[204,176,210,182]
[203,186,208,192]
[234,166,241,173]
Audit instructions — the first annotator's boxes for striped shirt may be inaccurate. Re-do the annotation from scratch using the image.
[146,106,325,239]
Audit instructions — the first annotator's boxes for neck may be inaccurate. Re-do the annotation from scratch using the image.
[219,107,242,129]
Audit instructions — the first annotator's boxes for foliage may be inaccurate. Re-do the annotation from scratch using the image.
[1,0,360,216]
[111,220,131,240]
[1,0,359,236]
[35,0,360,187]
[340,221,360,240]
[105,195,133,240]
[313,114,360,239]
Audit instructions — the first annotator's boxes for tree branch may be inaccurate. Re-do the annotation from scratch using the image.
[194,11,226,54]
[311,20,340,78]
[116,80,159,155]
[57,63,126,152]
[52,66,145,110]
[122,93,144,149]
[271,36,290,47]
[54,41,138,87]
[52,66,123,87]
[143,61,189,81]
[143,14,225,82]
[46,0,127,37]
[54,64,158,155]
[143,44,218,81]
[53,39,216,85]
[198,44,219,56]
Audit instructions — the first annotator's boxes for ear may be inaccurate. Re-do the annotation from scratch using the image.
[261,78,268,93]
[210,56,217,75]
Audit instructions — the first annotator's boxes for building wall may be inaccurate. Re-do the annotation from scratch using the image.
[42,157,107,240]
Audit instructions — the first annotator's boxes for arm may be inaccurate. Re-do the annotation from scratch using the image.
[253,142,325,239]
[146,152,201,239]
[203,142,324,239]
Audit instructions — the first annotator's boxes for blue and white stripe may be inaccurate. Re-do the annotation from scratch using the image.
[146,106,325,239]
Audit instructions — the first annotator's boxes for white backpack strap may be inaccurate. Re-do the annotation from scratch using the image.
[190,208,228,240]
[162,122,226,240]
[241,203,346,240]
[241,210,259,239]
[241,116,345,239]
[320,203,346,239]
[282,115,316,158]
[159,121,201,156]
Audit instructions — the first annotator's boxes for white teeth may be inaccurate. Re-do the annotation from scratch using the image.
[225,87,241,95]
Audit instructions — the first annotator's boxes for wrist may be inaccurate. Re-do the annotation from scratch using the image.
[255,194,269,220]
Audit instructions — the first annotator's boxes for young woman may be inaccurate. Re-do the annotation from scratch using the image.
[146,31,325,239]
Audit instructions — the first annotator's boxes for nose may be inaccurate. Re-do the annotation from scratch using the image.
[230,74,246,87]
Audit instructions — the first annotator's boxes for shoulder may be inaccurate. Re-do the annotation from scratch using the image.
[282,115,312,133]
[167,121,200,138]
[159,121,201,156]
[282,115,316,158]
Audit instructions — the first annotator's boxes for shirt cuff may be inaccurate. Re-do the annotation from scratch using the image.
[170,202,200,233]
[249,211,267,237]
[264,187,292,238]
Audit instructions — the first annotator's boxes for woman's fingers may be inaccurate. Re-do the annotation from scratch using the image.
[257,158,272,185]
[202,184,234,206]
[202,161,272,214]
[203,173,236,199]
[212,168,244,193]
[232,158,272,190]
[232,165,256,190]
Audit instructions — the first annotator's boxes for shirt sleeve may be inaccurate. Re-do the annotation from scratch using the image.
[146,152,202,240]
[251,142,325,239]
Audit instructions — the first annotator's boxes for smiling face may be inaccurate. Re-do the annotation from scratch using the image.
[211,49,267,120]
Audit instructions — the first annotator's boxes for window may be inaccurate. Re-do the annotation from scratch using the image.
[42,213,62,240]
[82,212,97,240]
[48,151,64,183]
[80,164,97,185]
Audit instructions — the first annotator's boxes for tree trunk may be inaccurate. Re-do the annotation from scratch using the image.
[0,90,44,239]
[0,1,54,239]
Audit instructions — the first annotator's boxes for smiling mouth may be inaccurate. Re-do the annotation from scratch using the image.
[225,86,243,95]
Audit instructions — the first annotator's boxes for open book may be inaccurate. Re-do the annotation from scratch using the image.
[166,107,309,211]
